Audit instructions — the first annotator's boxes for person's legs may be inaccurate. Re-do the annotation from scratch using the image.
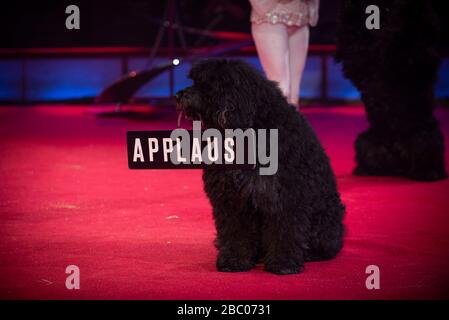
[287,26,310,107]
[251,23,290,99]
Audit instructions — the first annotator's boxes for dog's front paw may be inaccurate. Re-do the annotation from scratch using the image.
[216,252,256,272]
[264,262,304,275]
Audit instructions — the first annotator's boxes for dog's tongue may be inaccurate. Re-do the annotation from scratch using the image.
[177,111,183,128]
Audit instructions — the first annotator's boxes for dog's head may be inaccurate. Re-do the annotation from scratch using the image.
[176,59,281,129]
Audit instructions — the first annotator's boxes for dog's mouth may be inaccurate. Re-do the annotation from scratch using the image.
[176,106,205,129]
[177,110,184,128]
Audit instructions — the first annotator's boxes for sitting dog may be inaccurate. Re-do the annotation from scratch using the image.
[176,59,345,275]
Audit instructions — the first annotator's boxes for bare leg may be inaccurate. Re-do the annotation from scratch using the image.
[251,23,291,99]
[287,25,309,108]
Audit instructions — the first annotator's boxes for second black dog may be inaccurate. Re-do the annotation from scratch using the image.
[176,59,345,275]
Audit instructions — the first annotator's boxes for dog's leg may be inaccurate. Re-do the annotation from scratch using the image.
[305,204,345,262]
[262,210,308,275]
[353,129,403,177]
[402,128,447,181]
[354,127,447,181]
[214,207,260,272]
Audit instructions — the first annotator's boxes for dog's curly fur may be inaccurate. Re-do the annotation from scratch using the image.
[336,0,447,181]
[176,59,345,275]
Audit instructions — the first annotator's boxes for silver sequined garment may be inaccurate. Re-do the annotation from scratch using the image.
[250,0,310,27]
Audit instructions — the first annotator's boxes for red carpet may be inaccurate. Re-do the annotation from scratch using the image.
[0,105,448,299]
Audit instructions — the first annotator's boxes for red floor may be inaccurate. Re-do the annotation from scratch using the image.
[0,105,448,300]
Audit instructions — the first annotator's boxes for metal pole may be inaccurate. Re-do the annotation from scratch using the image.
[168,0,175,97]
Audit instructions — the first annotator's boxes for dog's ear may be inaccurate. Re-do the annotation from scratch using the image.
[188,60,253,129]
[217,102,255,129]
[217,59,289,129]
[218,60,286,128]
[216,76,257,129]
[192,59,282,129]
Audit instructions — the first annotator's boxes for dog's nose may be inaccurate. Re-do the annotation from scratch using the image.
[175,90,183,101]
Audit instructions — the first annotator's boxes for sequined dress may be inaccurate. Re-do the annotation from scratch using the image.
[250,0,311,27]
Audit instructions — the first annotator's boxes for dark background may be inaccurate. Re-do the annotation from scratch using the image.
[0,0,447,49]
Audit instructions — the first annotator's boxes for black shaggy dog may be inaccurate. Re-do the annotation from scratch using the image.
[336,0,447,181]
[176,59,345,275]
